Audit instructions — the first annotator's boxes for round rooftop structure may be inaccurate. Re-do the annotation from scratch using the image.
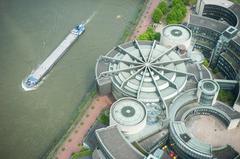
[110,97,147,134]
[160,25,192,49]
[197,79,220,106]
[96,40,192,103]
[198,79,219,95]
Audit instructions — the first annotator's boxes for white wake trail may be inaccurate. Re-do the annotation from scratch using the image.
[84,11,97,25]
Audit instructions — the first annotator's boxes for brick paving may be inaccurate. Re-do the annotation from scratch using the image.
[129,0,160,40]
[55,95,114,159]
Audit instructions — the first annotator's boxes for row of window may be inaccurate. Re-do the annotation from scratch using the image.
[203,5,237,26]
[217,57,237,80]
[188,25,220,40]
[170,129,212,159]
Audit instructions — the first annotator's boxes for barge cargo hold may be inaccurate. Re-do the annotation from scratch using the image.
[22,23,85,91]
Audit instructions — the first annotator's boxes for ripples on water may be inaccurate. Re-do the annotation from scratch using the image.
[0,0,144,158]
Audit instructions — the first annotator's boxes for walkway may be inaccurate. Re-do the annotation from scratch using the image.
[186,115,240,153]
[54,1,160,158]
[55,95,114,159]
[129,0,160,40]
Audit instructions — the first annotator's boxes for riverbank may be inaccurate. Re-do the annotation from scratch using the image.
[45,86,97,159]
[48,1,158,158]
[129,0,160,40]
[54,95,114,159]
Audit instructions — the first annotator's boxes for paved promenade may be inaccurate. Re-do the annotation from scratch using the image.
[129,0,160,40]
[186,115,240,153]
[55,95,114,159]
[54,0,160,158]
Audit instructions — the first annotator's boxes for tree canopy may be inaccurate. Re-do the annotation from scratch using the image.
[152,8,163,23]
[138,27,160,41]
[166,0,187,24]
[158,1,168,14]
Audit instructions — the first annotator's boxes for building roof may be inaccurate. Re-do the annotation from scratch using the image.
[214,101,240,120]
[229,4,240,29]
[96,40,193,103]
[111,97,146,126]
[189,14,229,33]
[232,34,240,45]
[171,121,213,157]
[200,0,233,8]
[162,24,191,43]
[95,125,145,159]
[220,52,240,71]
[212,145,240,159]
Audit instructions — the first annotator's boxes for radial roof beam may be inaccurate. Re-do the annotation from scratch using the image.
[121,66,145,88]
[116,46,144,63]
[100,56,141,65]
[134,40,146,62]
[152,65,195,77]
[147,67,167,109]
[137,67,147,100]
[152,58,191,66]
[150,46,176,63]
[147,40,156,62]
[150,66,178,89]
[98,65,143,79]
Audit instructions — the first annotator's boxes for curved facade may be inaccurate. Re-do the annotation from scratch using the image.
[160,24,192,50]
[168,88,240,159]
[188,14,228,58]
[196,0,240,28]
[188,14,240,80]
[110,97,147,134]
[170,121,213,159]
[203,4,238,27]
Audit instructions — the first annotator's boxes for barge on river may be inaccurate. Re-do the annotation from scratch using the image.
[22,23,85,91]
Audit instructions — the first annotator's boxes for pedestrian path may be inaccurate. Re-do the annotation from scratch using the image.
[129,0,160,40]
[55,95,114,159]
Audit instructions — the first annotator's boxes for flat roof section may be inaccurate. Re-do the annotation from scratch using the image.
[162,25,191,43]
[201,0,233,8]
[95,125,145,159]
[96,40,194,103]
[189,14,229,33]
[111,97,146,126]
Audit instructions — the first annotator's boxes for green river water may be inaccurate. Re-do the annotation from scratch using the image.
[0,0,144,158]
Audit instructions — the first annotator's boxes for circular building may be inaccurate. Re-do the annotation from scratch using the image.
[197,79,220,106]
[160,24,192,50]
[109,97,147,134]
[96,40,193,103]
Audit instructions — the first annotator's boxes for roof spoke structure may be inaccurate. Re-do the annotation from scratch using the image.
[96,40,190,103]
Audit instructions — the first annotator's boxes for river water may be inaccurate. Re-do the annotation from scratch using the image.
[0,0,144,158]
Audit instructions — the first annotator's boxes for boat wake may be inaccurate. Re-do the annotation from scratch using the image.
[84,11,97,25]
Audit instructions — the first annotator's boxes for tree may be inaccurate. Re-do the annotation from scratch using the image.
[137,27,161,41]
[152,8,163,23]
[166,0,187,24]
[172,0,185,6]
[158,1,168,14]
[183,0,197,5]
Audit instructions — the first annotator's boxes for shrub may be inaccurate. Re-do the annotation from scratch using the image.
[183,0,197,5]
[137,27,161,41]
[152,8,163,23]
[217,90,235,106]
[202,59,209,67]
[166,0,187,24]
[71,148,92,159]
[158,1,168,14]
[98,113,109,125]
